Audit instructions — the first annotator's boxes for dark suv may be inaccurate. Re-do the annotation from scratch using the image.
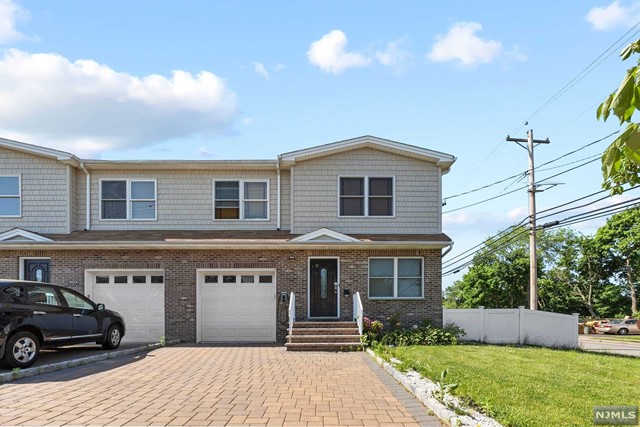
[0,279,126,369]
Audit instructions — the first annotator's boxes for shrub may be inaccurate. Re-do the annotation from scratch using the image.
[361,318,465,347]
[361,317,384,346]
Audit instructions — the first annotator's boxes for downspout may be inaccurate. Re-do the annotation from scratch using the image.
[276,161,281,230]
[441,242,454,258]
[80,162,91,230]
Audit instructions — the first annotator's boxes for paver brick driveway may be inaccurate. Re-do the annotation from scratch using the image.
[0,345,441,426]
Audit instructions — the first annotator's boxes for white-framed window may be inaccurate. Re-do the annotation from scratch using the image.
[0,175,21,217]
[93,273,165,285]
[339,177,394,217]
[213,179,269,220]
[201,272,275,285]
[369,257,423,299]
[100,179,157,220]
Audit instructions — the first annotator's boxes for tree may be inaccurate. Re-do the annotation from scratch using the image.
[594,207,640,315]
[597,40,640,194]
[444,227,574,311]
[444,227,629,317]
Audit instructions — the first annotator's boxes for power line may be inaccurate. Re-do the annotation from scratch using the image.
[459,24,638,188]
[443,170,526,203]
[443,194,640,274]
[443,156,601,214]
[537,185,640,221]
[444,185,640,268]
[442,131,617,204]
[509,22,640,135]
[537,131,618,168]
[548,97,608,137]
[536,154,601,172]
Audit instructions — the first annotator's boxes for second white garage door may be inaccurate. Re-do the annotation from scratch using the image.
[198,269,276,343]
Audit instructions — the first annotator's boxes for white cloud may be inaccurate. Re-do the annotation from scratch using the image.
[428,22,503,67]
[197,146,214,158]
[375,38,409,68]
[0,0,28,44]
[586,1,640,31]
[507,206,527,219]
[275,63,286,71]
[0,49,238,157]
[307,30,371,74]
[253,62,269,79]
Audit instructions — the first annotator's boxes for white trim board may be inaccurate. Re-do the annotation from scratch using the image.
[0,228,52,242]
[289,228,360,243]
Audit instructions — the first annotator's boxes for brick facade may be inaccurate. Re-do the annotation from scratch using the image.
[0,248,442,342]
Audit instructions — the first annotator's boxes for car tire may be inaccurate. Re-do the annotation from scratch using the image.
[3,331,40,369]
[102,325,122,350]
[618,328,629,335]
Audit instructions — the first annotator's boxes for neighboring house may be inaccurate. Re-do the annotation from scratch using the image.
[0,135,455,343]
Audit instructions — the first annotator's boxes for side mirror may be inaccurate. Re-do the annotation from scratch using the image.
[97,303,105,311]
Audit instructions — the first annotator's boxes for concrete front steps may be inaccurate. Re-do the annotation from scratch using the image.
[285,321,362,351]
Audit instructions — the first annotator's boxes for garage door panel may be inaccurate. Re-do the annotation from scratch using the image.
[92,279,165,342]
[200,276,276,343]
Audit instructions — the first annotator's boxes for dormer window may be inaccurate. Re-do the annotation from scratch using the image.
[339,177,394,217]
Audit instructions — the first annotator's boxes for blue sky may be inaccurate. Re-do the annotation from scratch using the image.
[1,0,638,287]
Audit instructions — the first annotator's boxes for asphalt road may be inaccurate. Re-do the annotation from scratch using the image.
[579,335,640,357]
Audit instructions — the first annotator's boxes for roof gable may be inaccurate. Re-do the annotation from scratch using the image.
[289,228,361,243]
[0,228,53,243]
[278,135,456,172]
[0,137,78,165]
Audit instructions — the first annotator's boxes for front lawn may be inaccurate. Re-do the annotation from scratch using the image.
[383,344,640,427]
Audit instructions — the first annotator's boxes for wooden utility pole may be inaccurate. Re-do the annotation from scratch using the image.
[506,129,550,310]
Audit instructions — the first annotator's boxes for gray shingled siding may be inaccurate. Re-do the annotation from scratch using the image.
[292,148,441,234]
[0,147,69,234]
[87,170,282,230]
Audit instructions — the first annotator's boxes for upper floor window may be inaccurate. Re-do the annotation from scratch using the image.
[0,176,20,217]
[101,179,157,220]
[214,180,268,220]
[339,177,394,217]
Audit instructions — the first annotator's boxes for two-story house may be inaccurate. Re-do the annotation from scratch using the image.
[0,135,455,344]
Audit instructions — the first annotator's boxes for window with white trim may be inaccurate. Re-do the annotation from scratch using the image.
[0,176,20,217]
[369,257,423,299]
[339,177,393,217]
[214,180,268,220]
[101,180,156,220]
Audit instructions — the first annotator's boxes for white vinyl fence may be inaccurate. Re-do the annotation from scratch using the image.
[443,306,579,349]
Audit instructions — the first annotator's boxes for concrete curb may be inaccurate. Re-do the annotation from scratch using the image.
[366,349,502,427]
[0,340,180,384]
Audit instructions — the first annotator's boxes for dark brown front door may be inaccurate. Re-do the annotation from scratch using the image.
[309,259,338,318]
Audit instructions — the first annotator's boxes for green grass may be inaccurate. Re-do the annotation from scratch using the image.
[384,344,640,427]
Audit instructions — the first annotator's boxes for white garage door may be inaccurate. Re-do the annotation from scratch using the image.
[198,270,276,343]
[87,270,165,342]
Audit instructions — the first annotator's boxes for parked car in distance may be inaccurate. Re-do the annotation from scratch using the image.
[602,319,640,335]
[594,319,621,334]
[0,279,126,368]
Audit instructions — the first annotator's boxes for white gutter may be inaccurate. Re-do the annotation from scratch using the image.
[79,163,91,230]
[276,161,281,230]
